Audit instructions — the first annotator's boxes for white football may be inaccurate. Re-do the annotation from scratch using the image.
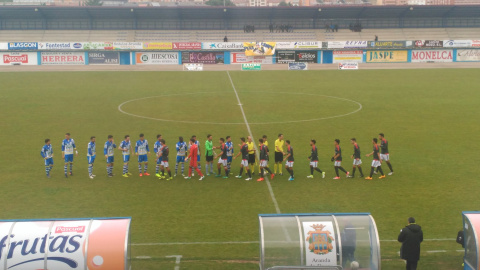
[351,261,359,270]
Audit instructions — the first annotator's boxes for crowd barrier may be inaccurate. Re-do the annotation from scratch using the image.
[1,41,479,65]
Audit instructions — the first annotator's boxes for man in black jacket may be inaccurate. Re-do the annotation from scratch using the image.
[398,217,423,270]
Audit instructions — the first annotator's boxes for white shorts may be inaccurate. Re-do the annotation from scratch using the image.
[285,161,294,168]
[334,161,342,167]
[241,159,249,167]
[371,160,381,168]
[353,159,362,166]
[310,161,318,168]
[161,161,169,168]
[380,154,389,161]
[259,160,268,167]
[218,158,227,166]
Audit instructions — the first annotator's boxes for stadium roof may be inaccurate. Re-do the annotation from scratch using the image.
[0,5,479,20]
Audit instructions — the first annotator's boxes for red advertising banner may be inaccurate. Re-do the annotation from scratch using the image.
[173,42,202,50]
[0,52,37,65]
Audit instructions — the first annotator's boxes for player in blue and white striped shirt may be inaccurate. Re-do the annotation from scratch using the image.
[154,134,163,177]
[87,136,96,179]
[41,139,54,178]
[175,136,188,177]
[104,135,116,177]
[225,136,234,175]
[119,135,133,177]
[135,133,150,176]
[62,133,78,178]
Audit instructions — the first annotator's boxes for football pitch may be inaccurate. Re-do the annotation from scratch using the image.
[1,68,480,269]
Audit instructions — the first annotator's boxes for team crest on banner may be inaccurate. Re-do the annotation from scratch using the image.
[243,42,276,56]
[303,222,337,266]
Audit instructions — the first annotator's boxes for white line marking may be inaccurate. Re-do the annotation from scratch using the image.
[117,91,362,125]
[131,238,456,246]
[227,71,281,215]
[426,250,447,253]
[457,250,465,252]
[135,256,151,259]
[166,255,182,270]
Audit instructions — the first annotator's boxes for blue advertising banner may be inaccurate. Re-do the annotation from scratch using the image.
[8,42,38,50]
[288,62,308,70]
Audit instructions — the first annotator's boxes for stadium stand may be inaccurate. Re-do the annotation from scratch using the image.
[1,28,480,42]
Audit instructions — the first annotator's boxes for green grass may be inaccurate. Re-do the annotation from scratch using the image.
[1,69,479,269]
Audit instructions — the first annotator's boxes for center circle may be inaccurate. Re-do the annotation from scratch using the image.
[118,91,362,125]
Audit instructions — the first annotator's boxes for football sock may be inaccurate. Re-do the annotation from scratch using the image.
[352,167,356,176]
[144,164,148,173]
[175,163,179,174]
[69,163,73,173]
[273,163,277,174]
[387,162,393,172]
[310,167,314,175]
[250,164,255,174]
[225,168,229,176]
[161,169,165,176]
[210,163,214,174]
[265,167,273,175]
[247,169,252,178]
[378,166,385,175]
[181,162,185,174]
[339,166,347,174]
[358,167,364,176]
[370,167,374,177]
[289,168,294,177]
[239,167,243,176]
[45,166,49,176]
[205,164,208,175]
[279,164,283,174]
[88,164,93,175]
[138,164,142,173]
[156,164,160,174]
[64,164,68,175]
[106,165,109,174]
[261,168,264,177]
[227,162,231,174]
[315,168,323,173]
[168,170,171,177]
[123,165,127,175]
[335,167,339,177]
[197,164,201,171]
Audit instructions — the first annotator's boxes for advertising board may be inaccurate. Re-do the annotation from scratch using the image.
[0,217,131,270]
[136,52,179,65]
[173,42,202,50]
[443,40,472,48]
[276,51,295,64]
[38,42,84,50]
[230,52,273,64]
[142,42,172,50]
[41,52,86,65]
[295,51,317,63]
[0,52,38,65]
[241,63,261,70]
[456,49,480,62]
[411,50,453,62]
[369,41,409,48]
[201,42,244,50]
[183,63,203,71]
[112,42,143,50]
[275,41,321,49]
[472,40,480,47]
[0,43,8,50]
[8,42,38,50]
[414,40,443,48]
[182,52,224,64]
[338,62,359,70]
[366,50,408,63]
[288,62,308,70]
[243,42,276,56]
[328,41,368,49]
[82,42,113,50]
[333,50,363,63]
[88,52,120,65]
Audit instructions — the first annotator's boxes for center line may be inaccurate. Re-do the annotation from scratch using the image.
[227,71,281,214]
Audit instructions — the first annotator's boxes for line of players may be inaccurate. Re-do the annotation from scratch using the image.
[40,132,394,181]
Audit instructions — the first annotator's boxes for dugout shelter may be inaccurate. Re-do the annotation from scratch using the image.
[259,213,380,270]
[461,211,480,270]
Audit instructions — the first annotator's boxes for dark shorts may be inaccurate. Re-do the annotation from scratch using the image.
[275,152,283,163]
[248,154,255,164]
[206,155,214,162]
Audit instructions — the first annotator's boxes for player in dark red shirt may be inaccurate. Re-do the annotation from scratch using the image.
[366,138,386,180]
[332,139,349,179]
[348,138,364,178]
[185,138,205,181]
[234,137,252,181]
[257,138,274,182]
[215,138,229,179]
